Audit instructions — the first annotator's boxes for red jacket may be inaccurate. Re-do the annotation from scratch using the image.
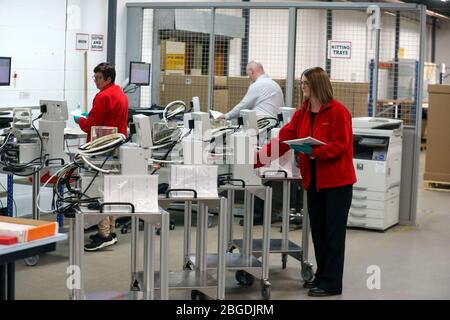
[78,83,128,141]
[256,98,356,190]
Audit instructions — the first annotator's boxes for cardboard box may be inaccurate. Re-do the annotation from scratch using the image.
[160,74,209,111]
[293,79,303,108]
[190,69,202,76]
[161,40,186,75]
[292,80,369,115]
[424,85,450,183]
[228,76,251,108]
[214,76,228,88]
[213,89,229,113]
[0,216,58,243]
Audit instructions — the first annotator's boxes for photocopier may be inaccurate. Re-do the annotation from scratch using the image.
[350,117,403,230]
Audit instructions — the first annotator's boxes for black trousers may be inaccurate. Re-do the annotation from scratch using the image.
[254,181,271,219]
[307,183,352,294]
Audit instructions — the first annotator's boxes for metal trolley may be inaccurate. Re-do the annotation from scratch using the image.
[222,183,273,300]
[180,177,273,300]
[156,190,228,300]
[67,202,170,300]
[231,170,314,283]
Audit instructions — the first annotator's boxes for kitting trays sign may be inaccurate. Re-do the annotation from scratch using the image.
[328,41,352,59]
[91,34,104,51]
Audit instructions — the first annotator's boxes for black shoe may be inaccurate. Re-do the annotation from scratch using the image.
[84,234,118,252]
[303,280,317,289]
[89,232,117,241]
[308,287,341,297]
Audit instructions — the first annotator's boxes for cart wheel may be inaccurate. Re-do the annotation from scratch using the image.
[24,255,39,267]
[261,280,271,300]
[281,254,288,269]
[235,270,254,286]
[131,279,141,291]
[191,289,208,300]
[120,226,129,234]
[227,245,237,253]
[169,224,175,230]
[183,260,194,270]
[301,264,314,282]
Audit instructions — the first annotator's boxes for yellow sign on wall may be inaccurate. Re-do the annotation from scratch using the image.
[399,47,405,59]
[166,54,185,71]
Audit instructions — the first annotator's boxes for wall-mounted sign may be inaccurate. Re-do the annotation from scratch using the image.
[328,41,352,59]
[91,34,104,51]
[76,33,89,51]
[166,54,185,71]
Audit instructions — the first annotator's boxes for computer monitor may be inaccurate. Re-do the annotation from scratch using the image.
[0,57,12,86]
[129,61,151,86]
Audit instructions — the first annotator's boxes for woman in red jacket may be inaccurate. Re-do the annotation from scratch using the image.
[256,67,356,297]
[74,62,128,252]
[75,62,128,142]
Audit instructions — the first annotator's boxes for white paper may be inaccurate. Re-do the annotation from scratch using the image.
[170,165,218,198]
[283,136,326,146]
[103,175,159,213]
[209,110,223,119]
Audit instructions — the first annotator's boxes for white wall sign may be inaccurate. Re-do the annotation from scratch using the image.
[328,41,352,59]
[76,33,89,51]
[91,34,104,51]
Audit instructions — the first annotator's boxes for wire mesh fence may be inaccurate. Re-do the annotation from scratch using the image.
[375,10,422,127]
[138,4,426,128]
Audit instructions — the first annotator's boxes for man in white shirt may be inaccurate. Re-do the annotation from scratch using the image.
[218,61,284,120]
[220,61,285,226]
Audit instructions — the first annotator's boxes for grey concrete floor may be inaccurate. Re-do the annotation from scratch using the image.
[12,152,450,299]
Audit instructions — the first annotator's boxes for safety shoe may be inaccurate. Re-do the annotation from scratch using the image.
[89,232,117,241]
[84,234,118,251]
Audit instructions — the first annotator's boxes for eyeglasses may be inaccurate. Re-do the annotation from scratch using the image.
[300,80,310,86]
[92,75,104,81]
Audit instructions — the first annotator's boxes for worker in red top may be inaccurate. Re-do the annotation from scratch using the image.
[255,67,356,297]
[75,62,128,142]
[74,62,128,251]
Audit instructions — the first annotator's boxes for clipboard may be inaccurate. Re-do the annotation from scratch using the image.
[283,136,325,146]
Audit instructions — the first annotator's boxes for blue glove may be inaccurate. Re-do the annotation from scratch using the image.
[74,115,86,124]
[81,112,89,118]
[289,144,312,156]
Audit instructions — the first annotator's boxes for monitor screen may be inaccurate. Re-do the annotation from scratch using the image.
[0,57,11,86]
[129,61,151,86]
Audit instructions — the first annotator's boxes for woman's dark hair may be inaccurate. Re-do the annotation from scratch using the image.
[94,62,116,83]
